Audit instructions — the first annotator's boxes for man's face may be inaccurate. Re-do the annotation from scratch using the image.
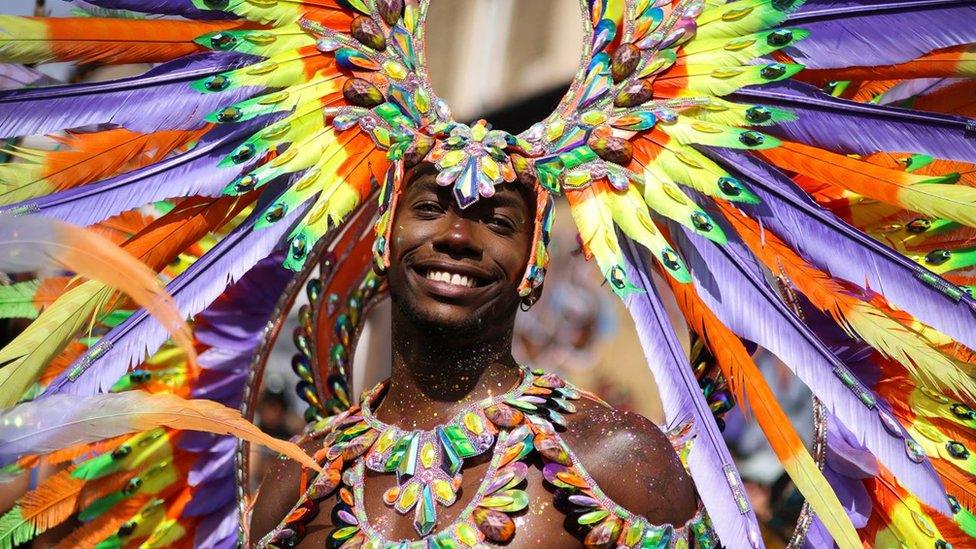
[387,167,535,336]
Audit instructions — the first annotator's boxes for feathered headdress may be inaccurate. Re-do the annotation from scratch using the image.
[2,0,976,547]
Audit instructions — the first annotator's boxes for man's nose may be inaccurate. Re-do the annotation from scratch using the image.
[432,213,482,259]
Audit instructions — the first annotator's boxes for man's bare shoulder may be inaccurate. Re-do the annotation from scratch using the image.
[559,395,698,526]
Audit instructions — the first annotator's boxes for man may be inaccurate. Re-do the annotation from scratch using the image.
[250,165,700,547]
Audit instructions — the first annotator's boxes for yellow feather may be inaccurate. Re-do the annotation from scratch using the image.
[0,281,109,408]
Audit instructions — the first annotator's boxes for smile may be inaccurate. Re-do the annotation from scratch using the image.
[424,270,478,288]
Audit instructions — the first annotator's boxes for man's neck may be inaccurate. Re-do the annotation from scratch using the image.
[376,308,522,430]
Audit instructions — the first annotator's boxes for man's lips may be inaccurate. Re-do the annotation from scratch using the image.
[408,263,496,300]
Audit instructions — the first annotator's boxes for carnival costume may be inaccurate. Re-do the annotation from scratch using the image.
[2,0,976,547]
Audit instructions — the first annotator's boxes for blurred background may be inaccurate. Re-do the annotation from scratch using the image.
[1,1,815,546]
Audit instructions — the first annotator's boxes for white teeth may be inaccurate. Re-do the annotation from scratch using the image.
[425,270,476,288]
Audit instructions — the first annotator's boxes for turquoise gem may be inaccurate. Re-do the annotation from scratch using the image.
[415,484,438,535]
[641,525,673,548]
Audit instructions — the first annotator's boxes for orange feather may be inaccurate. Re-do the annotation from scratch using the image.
[18,468,85,535]
[914,80,976,117]
[759,141,976,228]
[663,270,859,546]
[37,18,248,65]
[51,494,150,549]
[121,195,255,273]
[45,128,207,190]
[42,433,130,466]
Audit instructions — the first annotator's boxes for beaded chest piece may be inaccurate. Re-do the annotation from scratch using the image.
[259,368,717,548]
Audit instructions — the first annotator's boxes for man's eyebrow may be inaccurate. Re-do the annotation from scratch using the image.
[405,177,440,196]
[487,191,528,211]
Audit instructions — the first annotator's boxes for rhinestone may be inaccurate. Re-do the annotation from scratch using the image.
[946,440,970,460]
[205,75,230,91]
[351,16,386,51]
[739,131,765,147]
[767,29,794,47]
[925,249,951,266]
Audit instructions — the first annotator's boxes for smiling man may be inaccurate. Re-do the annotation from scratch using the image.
[251,165,710,548]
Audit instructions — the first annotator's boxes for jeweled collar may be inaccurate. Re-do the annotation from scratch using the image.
[329,365,537,535]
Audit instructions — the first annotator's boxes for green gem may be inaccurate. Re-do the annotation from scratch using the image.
[438,427,463,474]
[441,425,477,458]
[578,509,609,525]
[385,434,414,472]
[536,162,562,193]
[558,146,598,170]
[397,433,419,476]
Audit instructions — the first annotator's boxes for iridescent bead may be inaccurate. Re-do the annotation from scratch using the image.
[588,136,633,166]
[614,80,654,108]
[767,29,794,47]
[946,440,970,460]
[584,517,622,547]
[472,508,515,543]
[611,43,641,83]
[745,106,771,124]
[205,74,230,91]
[342,78,384,108]
[351,16,386,51]
[738,131,765,147]
[376,0,404,25]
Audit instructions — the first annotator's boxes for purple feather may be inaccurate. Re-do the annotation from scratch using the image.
[188,438,236,486]
[184,475,235,516]
[667,222,949,514]
[193,504,240,549]
[192,351,249,405]
[78,0,236,19]
[786,1,976,68]
[42,198,310,397]
[179,431,222,452]
[703,147,976,352]
[3,119,262,227]
[733,82,976,163]
[620,239,764,548]
[0,52,257,138]
[195,255,293,351]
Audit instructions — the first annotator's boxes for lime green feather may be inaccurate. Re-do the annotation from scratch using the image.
[0,280,42,319]
[659,116,780,150]
[194,25,314,57]
[696,0,803,40]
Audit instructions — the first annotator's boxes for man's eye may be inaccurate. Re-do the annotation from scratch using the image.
[487,216,515,232]
[414,201,443,214]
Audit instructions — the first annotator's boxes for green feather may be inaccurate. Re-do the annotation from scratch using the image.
[0,280,41,319]
[0,507,36,549]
